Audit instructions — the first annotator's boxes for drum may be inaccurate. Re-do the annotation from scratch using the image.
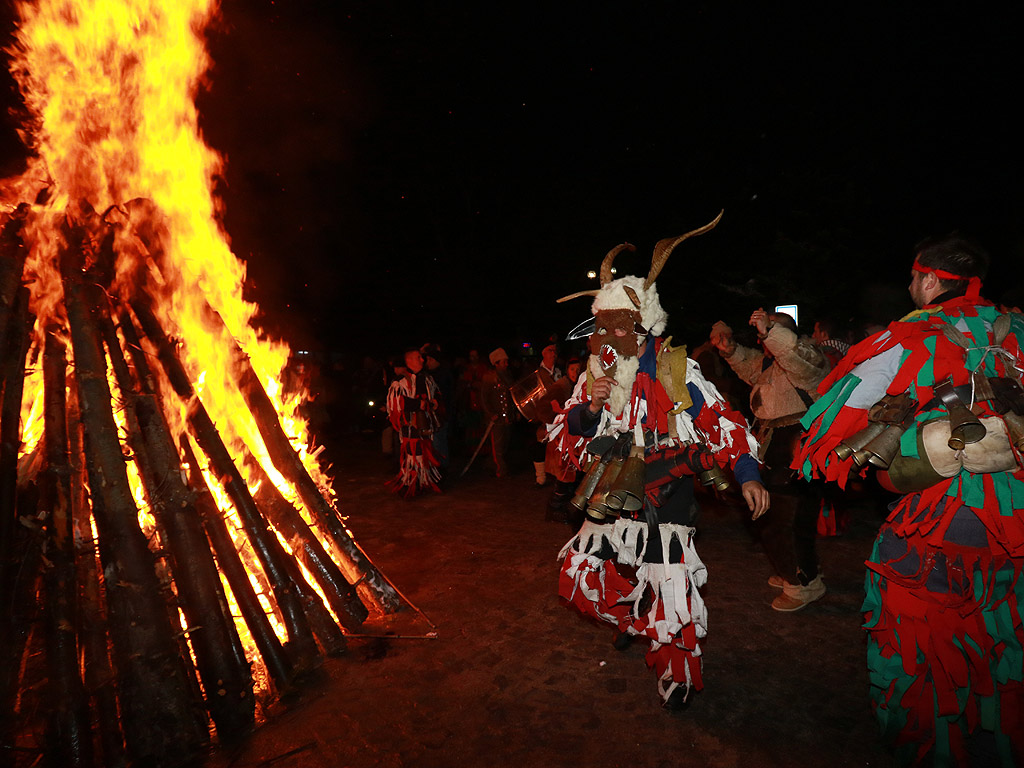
[510,371,572,423]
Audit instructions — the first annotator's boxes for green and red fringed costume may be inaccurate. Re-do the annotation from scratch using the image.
[794,295,1024,766]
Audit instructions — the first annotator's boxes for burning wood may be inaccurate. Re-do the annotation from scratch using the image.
[0,150,425,768]
[0,0,425,765]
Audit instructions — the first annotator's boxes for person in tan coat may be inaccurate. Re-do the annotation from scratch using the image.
[711,308,831,610]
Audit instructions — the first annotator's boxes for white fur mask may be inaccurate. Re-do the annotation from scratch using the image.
[588,353,640,417]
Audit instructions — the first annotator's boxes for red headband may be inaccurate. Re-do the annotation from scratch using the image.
[912,257,982,300]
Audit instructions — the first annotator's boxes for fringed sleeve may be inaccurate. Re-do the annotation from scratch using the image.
[546,374,599,470]
[686,360,759,470]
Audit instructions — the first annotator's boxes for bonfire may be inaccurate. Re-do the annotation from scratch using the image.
[0,1,415,765]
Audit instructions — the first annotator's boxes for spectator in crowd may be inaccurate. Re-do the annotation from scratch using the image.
[481,348,515,478]
[811,316,851,369]
[457,349,488,451]
[711,308,831,611]
[545,356,582,523]
[530,343,564,486]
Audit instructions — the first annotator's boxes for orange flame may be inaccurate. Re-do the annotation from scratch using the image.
[4,0,345,704]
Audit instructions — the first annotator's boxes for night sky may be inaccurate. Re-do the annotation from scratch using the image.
[3,1,1024,361]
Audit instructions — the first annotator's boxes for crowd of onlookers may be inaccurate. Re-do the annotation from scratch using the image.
[282,312,883,491]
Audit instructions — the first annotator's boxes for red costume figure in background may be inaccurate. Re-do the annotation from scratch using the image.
[386,349,442,496]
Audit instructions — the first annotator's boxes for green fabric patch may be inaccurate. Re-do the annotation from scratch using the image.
[963,315,990,372]
[979,694,997,737]
[946,474,961,499]
[917,335,937,388]
[900,425,919,459]
[992,473,1012,516]
[1008,474,1024,509]
[981,567,1024,686]
[801,374,860,432]
[960,471,985,508]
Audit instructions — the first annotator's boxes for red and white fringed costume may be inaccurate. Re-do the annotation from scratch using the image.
[558,517,710,699]
[550,337,761,705]
[795,293,1024,766]
[386,373,441,497]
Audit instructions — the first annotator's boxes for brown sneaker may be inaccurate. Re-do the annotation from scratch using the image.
[771,575,826,612]
[769,570,824,589]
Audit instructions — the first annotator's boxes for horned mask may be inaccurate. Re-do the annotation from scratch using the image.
[558,210,724,374]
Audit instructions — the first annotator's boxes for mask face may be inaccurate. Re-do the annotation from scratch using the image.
[589,308,643,372]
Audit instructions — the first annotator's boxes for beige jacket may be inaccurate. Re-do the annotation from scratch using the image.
[723,325,830,426]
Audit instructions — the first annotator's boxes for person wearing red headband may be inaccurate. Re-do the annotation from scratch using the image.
[794,233,1024,765]
[908,234,987,308]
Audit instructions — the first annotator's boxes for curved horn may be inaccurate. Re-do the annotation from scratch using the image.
[645,209,724,290]
[556,289,600,303]
[600,243,636,286]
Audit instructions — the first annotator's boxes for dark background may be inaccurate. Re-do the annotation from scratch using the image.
[3,1,1024,361]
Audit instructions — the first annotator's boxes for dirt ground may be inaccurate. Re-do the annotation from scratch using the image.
[212,430,895,768]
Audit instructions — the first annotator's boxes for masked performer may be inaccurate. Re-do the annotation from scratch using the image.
[549,212,770,709]
[386,348,442,496]
[794,234,1024,766]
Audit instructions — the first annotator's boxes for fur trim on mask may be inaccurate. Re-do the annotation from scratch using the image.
[588,352,640,417]
[592,275,668,337]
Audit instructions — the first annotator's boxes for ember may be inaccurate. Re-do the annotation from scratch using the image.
[0,1,416,766]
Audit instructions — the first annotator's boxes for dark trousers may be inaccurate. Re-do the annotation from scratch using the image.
[757,423,821,583]
[490,422,509,477]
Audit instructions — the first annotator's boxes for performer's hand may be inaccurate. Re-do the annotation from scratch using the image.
[741,480,770,520]
[588,376,617,414]
[749,308,771,336]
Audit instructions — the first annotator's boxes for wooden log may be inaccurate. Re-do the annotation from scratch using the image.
[243,469,349,656]
[247,457,367,632]
[126,299,321,674]
[0,204,29,367]
[67,380,126,768]
[94,294,255,742]
[283,558,349,657]
[200,302,402,613]
[132,241,397,610]
[116,306,295,675]
[115,303,285,635]
[41,327,92,768]
[90,288,212,726]
[0,496,44,768]
[59,228,208,765]
[0,282,31,573]
[0,285,33,615]
[0,284,33,765]
[179,436,296,692]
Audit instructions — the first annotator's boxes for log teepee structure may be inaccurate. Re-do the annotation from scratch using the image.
[0,1,423,766]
